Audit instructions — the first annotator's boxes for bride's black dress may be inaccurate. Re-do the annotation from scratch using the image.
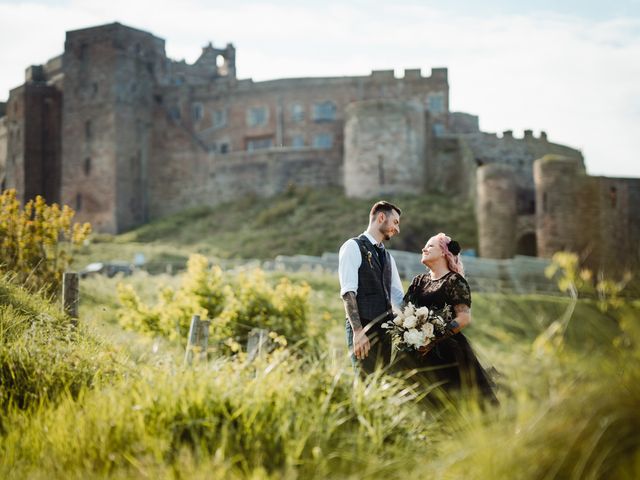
[395,271,497,403]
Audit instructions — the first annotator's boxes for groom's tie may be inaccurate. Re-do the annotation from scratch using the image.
[375,244,385,268]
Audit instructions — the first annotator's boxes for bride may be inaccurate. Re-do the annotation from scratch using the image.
[394,233,498,404]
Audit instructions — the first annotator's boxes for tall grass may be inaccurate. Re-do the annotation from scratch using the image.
[1,269,639,479]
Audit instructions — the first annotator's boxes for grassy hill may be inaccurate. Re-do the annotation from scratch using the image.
[77,186,476,268]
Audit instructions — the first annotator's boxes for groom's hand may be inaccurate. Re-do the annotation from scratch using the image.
[353,328,371,359]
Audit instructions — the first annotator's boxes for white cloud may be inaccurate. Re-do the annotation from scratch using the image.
[0,0,638,177]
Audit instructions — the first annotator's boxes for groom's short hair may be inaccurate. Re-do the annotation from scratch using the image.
[370,201,402,219]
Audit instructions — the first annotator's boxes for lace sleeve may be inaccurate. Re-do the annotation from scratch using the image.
[445,273,471,307]
[403,274,424,305]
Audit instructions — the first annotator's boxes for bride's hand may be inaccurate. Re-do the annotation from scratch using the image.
[418,342,435,356]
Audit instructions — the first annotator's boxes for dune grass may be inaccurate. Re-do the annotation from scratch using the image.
[1,266,639,479]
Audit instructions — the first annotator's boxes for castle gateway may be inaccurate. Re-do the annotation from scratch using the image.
[1,22,638,273]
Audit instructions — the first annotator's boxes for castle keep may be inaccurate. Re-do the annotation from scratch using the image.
[1,22,638,273]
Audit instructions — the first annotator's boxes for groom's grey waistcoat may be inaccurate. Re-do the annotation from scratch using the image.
[353,235,392,326]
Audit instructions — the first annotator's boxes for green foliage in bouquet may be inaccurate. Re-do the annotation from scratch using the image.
[0,189,91,297]
[116,254,311,350]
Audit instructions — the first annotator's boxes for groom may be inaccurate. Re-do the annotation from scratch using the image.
[338,201,404,374]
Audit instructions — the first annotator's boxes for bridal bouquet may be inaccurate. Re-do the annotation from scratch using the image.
[382,302,452,351]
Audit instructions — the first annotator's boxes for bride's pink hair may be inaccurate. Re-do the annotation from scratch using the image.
[434,232,465,277]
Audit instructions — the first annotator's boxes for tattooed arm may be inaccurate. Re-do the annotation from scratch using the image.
[342,291,370,360]
[449,303,471,333]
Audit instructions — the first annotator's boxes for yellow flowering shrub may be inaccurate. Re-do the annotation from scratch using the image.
[0,189,91,296]
[117,254,311,350]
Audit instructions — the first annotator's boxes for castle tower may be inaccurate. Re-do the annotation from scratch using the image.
[344,99,426,198]
[533,155,587,259]
[60,23,165,233]
[2,66,62,204]
[476,163,517,259]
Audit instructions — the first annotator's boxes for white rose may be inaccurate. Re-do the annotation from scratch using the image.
[415,306,430,319]
[404,328,427,348]
[421,322,435,338]
[403,315,417,329]
[393,315,404,326]
[404,303,416,317]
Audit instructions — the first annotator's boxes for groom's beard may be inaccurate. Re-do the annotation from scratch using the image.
[379,224,394,241]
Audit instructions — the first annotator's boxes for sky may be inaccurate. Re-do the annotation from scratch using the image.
[1,0,639,177]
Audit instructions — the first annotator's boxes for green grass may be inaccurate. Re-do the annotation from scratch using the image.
[73,187,477,269]
[2,267,640,479]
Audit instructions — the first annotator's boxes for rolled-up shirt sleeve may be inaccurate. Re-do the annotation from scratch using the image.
[389,255,404,308]
[338,239,361,297]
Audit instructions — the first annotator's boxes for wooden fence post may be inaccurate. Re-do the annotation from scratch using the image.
[247,328,272,361]
[200,320,210,362]
[185,316,211,365]
[62,272,79,326]
[184,314,200,365]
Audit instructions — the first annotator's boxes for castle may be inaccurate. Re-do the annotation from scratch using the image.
[1,22,638,274]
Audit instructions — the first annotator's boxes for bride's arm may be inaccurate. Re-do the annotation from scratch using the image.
[448,304,471,333]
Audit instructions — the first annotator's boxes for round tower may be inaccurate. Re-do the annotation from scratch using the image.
[533,155,584,258]
[476,163,517,259]
[344,99,426,198]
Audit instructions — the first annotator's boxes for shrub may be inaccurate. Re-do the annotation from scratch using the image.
[117,255,312,350]
[0,190,91,297]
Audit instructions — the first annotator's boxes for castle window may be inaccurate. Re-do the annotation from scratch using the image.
[246,137,273,151]
[216,55,225,67]
[313,133,333,149]
[76,193,82,211]
[610,186,617,208]
[84,157,91,176]
[291,134,305,148]
[247,106,268,127]
[79,43,88,62]
[432,123,445,137]
[192,103,204,122]
[169,106,181,120]
[85,120,92,141]
[313,101,336,122]
[543,192,548,213]
[213,109,227,129]
[219,143,229,154]
[291,104,304,122]
[427,93,445,113]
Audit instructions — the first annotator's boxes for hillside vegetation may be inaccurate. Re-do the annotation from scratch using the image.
[77,187,476,267]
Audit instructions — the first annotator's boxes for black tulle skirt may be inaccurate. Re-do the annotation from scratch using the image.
[393,332,498,404]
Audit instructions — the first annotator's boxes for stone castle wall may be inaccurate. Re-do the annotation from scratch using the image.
[344,99,426,198]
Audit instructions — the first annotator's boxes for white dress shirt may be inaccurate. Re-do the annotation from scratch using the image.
[338,231,404,307]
